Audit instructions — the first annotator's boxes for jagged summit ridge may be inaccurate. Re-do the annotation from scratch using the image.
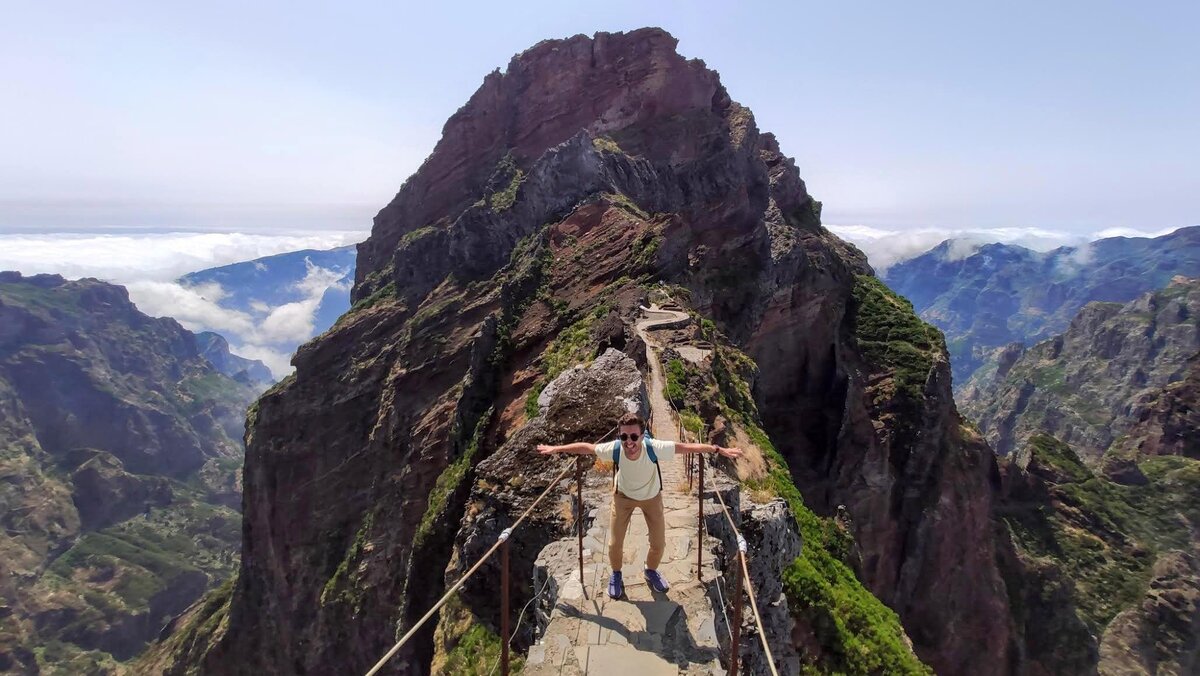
[355,27,820,300]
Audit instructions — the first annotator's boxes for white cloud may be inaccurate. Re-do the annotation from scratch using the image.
[295,258,351,298]
[126,280,256,337]
[943,239,984,262]
[124,254,354,379]
[826,225,1075,272]
[258,299,321,344]
[826,224,1184,272]
[0,230,366,283]
[1092,226,1180,240]
[254,257,353,344]
[229,343,295,380]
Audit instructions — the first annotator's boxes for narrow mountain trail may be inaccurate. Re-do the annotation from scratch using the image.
[524,304,732,675]
[635,304,692,441]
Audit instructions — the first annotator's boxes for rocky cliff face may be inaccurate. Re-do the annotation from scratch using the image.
[961,277,1200,464]
[883,227,1200,387]
[0,272,251,673]
[975,279,1200,674]
[995,434,1200,675]
[1099,550,1200,675]
[172,28,1030,675]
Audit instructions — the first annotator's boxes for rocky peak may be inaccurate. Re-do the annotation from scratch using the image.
[356,28,783,294]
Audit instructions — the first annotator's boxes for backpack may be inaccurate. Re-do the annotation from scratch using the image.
[612,430,663,493]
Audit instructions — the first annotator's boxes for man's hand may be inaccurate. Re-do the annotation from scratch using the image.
[716,446,743,459]
[536,444,558,455]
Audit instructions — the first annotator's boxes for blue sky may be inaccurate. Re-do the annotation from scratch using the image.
[2,0,1196,235]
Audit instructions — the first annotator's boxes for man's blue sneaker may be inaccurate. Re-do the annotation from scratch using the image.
[644,568,670,593]
[608,571,624,599]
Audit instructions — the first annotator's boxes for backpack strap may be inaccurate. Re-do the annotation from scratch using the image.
[612,439,620,490]
[644,433,663,490]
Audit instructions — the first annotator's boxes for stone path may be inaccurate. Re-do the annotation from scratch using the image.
[525,454,727,675]
[675,345,711,364]
[524,305,730,675]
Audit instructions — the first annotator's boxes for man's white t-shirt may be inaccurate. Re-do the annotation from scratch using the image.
[595,437,677,501]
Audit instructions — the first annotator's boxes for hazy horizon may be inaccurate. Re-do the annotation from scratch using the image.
[5,1,1197,375]
[3,1,1197,235]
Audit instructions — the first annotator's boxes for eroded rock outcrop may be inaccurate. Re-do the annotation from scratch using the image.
[1099,550,1200,675]
[963,277,1200,463]
[433,349,647,670]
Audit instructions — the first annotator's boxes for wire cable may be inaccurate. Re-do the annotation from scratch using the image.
[364,427,617,676]
[712,486,781,676]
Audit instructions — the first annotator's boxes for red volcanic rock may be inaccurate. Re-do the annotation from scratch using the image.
[178,28,1037,676]
[357,28,726,287]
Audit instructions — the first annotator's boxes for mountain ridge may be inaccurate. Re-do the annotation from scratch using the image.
[0,270,253,672]
[883,225,1200,386]
[961,276,1200,464]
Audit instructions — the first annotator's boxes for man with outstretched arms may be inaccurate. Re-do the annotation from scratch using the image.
[536,412,742,598]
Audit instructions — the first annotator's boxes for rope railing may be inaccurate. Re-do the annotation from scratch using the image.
[364,426,616,676]
[711,471,782,676]
[691,417,782,676]
[369,304,781,675]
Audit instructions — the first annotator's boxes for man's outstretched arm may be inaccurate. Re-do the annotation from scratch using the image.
[536,442,597,455]
[674,442,743,459]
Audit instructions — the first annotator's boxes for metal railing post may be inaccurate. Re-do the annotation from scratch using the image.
[697,452,704,581]
[501,539,510,676]
[730,550,744,676]
[576,456,585,594]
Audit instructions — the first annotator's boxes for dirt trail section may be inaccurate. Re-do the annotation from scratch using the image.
[636,304,692,441]
[524,304,733,675]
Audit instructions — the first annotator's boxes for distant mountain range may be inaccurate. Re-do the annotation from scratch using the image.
[176,245,356,379]
[961,276,1200,464]
[0,271,255,672]
[179,245,355,318]
[884,226,1200,387]
[195,331,274,388]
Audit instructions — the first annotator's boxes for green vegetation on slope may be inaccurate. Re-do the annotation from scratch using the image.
[745,426,929,675]
[488,153,525,212]
[435,596,524,675]
[1001,434,1200,631]
[850,275,945,405]
[591,136,622,154]
[665,358,688,407]
[349,281,397,315]
[709,341,930,674]
[414,411,492,548]
[132,576,234,674]
[850,275,947,451]
[320,510,377,612]
[523,310,601,419]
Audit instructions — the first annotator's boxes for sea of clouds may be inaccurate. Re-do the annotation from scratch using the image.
[826,224,1183,272]
[0,224,1184,377]
[0,230,365,377]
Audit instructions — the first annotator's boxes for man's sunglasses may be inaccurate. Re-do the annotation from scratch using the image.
[619,433,641,442]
